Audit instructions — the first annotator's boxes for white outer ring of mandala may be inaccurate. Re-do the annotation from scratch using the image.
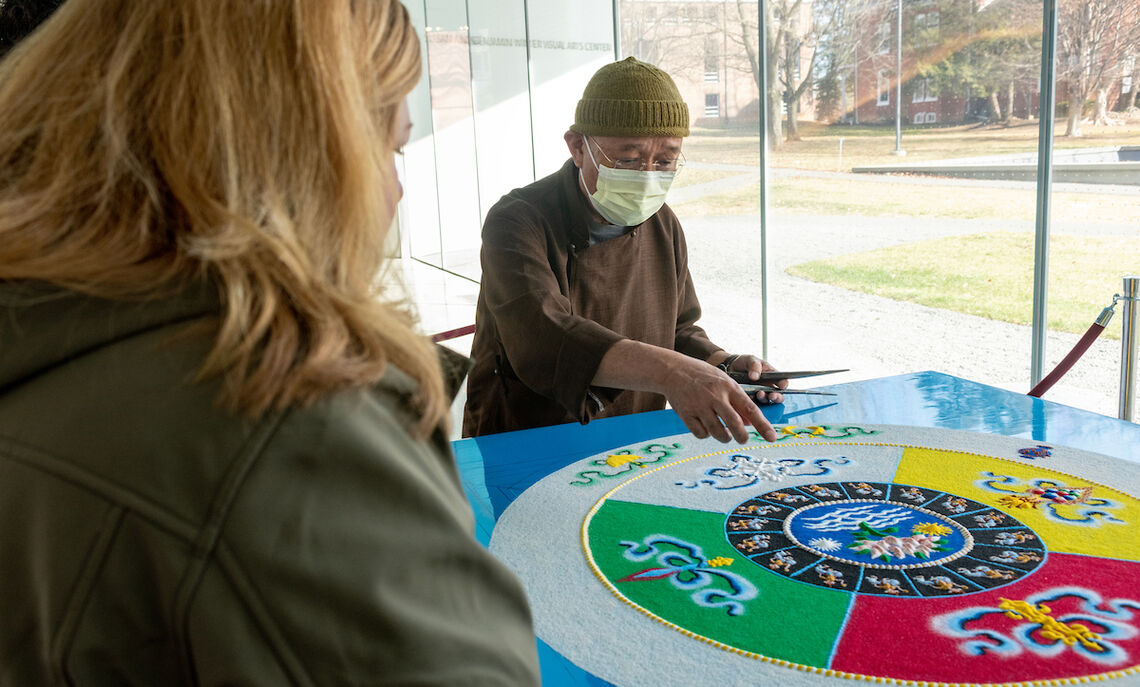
[780,498,976,570]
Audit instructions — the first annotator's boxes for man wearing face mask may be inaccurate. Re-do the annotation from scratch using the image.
[463,57,785,444]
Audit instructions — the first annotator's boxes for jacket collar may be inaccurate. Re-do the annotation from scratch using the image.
[558,158,596,252]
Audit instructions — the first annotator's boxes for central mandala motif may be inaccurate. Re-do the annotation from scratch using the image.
[723,481,1047,597]
[784,500,973,569]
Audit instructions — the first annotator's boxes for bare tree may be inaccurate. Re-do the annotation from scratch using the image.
[1057,0,1140,136]
[621,2,719,78]
[727,0,868,146]
[815,0,886,123]
[728,0,784,146]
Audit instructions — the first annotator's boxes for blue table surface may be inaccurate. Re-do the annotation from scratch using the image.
[452,371,1140,686]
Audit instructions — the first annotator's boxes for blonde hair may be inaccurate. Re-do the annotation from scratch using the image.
[0,0,447,433]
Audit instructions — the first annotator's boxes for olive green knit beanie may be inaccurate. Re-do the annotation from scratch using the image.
[571,57,690,138]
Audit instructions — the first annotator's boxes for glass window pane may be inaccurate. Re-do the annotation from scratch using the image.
[399,1,442,268]
[468,0,534,206]
[395,0,1132,417]
[422,1,482,277]
[1046,0,1140,415]
[617,0,1134,417]
[527,1,617,174]
[398,0,615,282]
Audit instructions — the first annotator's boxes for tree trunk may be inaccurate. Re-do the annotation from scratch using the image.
[766,22,783,147]
[988,90,1003,123]
[1065,95,1083,136]
[1005,81,1015,122]
[783,39,799,141]
[786,95,800,140]
[1092,87,1109,125]
[1127,64,1139,110]
[737,0,783,150]
[768,80,783,147]
[839,74,848,122]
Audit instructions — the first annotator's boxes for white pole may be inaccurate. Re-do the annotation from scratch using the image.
[892,0,906,156]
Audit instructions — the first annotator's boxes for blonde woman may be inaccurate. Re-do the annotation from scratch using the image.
[0,0,540,683]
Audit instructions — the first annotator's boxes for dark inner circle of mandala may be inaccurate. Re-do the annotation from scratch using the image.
[723,481,1048,598]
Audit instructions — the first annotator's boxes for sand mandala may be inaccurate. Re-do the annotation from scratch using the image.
[489,424,1140,686]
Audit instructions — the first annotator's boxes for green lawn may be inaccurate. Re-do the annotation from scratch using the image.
[787,233,1133,339]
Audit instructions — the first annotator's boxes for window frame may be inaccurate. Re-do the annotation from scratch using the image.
[876,19,891,55]
[704,92,720,117]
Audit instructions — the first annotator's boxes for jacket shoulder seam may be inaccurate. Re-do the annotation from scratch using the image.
[0,434,199,539]
[170,410,305,684]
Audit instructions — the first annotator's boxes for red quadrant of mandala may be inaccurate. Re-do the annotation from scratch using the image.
[830,553,1140,683]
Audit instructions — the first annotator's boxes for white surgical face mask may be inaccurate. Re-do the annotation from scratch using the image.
[581,138,675,226]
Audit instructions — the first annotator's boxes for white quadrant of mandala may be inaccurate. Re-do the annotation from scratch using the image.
[490,425,1140,687]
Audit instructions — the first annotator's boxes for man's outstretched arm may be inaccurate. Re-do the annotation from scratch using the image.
[593,339,783,444]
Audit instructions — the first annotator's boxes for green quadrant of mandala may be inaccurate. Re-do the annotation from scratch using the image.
[586,499,852,666]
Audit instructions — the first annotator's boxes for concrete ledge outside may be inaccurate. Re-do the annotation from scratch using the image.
[852,146,1140,185]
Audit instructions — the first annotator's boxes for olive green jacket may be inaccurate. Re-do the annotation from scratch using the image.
[0,283,540,686]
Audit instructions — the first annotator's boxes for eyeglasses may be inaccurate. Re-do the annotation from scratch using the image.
[588,138,685,173]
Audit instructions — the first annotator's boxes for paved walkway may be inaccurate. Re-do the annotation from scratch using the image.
[674,170,1137,420]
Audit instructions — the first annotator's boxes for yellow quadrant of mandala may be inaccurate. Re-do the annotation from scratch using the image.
[894,447,1140,561]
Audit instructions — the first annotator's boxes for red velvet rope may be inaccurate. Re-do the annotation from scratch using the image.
[1027,322,1107,398]
[430,324,476,343]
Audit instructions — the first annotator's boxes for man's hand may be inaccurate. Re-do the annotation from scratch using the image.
[660,354,778,443]
[721,354,787,406]
[593,341,779,444]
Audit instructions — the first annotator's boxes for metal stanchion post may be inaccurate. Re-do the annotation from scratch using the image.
[1121,276,1139,422]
